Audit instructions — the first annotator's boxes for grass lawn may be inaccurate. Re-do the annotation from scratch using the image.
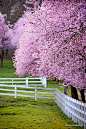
[0,59,19,78]
[0,96,83,129]
[0,59,84,129]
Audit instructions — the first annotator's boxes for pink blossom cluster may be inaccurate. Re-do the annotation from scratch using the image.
[13,0,86,90]
[0,12,13,50]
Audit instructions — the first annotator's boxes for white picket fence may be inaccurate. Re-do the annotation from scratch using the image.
[0,76,47,88]
[55,88,86,129]
[0,84,55,101]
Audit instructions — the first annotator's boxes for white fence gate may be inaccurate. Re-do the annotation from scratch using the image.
[0,76,47,88]
[55,88,86,129]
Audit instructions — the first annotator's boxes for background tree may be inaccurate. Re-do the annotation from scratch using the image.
[0,0,43,24]
[0,0,26,24]
[0,0,43,67]
[0,12,14,67]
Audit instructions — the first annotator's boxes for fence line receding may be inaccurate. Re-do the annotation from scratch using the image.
[55,88,86,129]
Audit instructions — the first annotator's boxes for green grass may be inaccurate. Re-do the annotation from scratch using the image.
[0,59,84,129]
[0,96,83,129]
[0,59,19,78]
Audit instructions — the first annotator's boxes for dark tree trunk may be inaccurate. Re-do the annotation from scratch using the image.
[56,79,59,84]
[64,86,67,95]
[71,86,78,100]
[54,77,59,84]
[54,77,57,81]
[80,89,85,103]
[1,50,4,68]
[5,49,8,55]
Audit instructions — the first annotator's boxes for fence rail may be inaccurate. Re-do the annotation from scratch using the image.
[0,84,55,101]
[0,77,47,88]
[55,88,86,129]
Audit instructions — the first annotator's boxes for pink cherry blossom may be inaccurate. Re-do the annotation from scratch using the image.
[13,0,86,90]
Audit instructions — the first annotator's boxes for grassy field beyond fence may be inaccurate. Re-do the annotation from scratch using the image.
[0,59,83,129]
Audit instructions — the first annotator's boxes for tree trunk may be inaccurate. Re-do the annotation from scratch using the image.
[64,86,67,95]
[80,89,85,103]
[54,77,59,84]
[54,77,57,81]
[5,49,8,55]
[1,50,4,68]
[10,0,11,4]
[56,79,59,84]
[71,86,78,100]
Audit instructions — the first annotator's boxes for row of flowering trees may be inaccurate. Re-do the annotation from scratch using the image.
[0,0,40,67]
[13,0,86,102]
[0,0,86,102]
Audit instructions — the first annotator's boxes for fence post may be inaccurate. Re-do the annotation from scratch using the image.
[43,76,47,88]
[26,77,28,87]
[35,85,37,101]
[40,76,47,88]
[12,78,13,85]
[15,85,17,99]
[55,88,56,103]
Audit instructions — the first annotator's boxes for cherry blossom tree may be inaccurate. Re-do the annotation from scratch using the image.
[0,0,44,68]
[36,0,86,101]
[0,12,13,67]
[13,0,86,102]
